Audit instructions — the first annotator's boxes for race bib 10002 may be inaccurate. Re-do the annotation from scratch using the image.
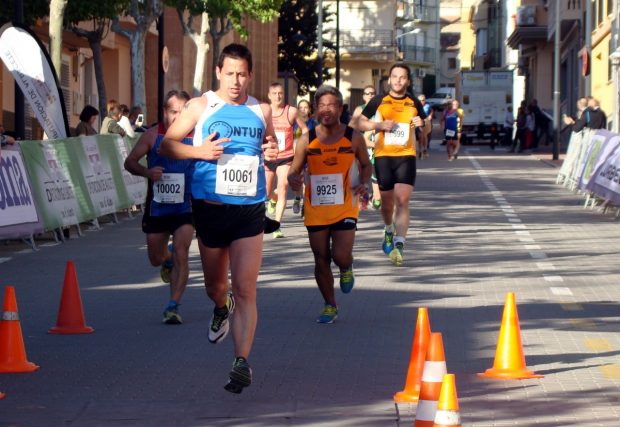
[215,154,259,197]
[153,173,184,204]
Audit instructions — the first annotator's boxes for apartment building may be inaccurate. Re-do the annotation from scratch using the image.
[1,7,278,139]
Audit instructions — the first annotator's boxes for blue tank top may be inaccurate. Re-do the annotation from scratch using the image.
[191,91,267,205]
[147,123,194,216]
[445,110,458,132]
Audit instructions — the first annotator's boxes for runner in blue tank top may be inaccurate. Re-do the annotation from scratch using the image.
[124,90,194,325]
[160,43,278,394]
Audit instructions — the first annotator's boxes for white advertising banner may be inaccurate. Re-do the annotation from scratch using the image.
[0,24,69,139]
[81,136,119,215]
[0,148,39,227]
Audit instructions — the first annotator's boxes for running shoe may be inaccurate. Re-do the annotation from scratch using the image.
[224,357,252,394]
[316,304,338,324]
[372,199,382,210]
[160,243,174,283]
[272,228,284,239]
[267,199,276,215]
[162,302,182,325]
[339,267,355,294]
[389,242,404,267]
[208,293,235,344]
[292,197,301,214]
[382,230,394,255]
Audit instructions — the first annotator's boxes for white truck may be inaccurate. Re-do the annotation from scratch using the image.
[458,71,513,145]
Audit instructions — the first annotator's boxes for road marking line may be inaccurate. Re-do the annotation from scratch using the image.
[584,338,613,352]
[529,251,547,259]
[544,275,564,282]
[560,301,583,311]
[600,365,620,379]
[17,249,33,254]
[519,237,535,242]
[549,286,570,295]
[515,230,531,235]
[512,224,527,229]
[0,257,11,264]
[524,244,542,250]
[503,208,516,213]
[40,242,61,247]
[570,318,597,330]
[536,262,556,270]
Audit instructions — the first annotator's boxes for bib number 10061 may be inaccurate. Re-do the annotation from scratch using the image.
[220,168,253,183]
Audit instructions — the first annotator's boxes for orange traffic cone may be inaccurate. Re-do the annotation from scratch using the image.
[394,307,432,403]
[433,374,461,427]
[48,261,94,334]
[0,286,39,372]
[414,332,447,427]
[477,292,543,379]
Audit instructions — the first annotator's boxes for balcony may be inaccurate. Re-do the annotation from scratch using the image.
[547,0,583,40]
[401,45,436,65]
[506,5,547,48]
[326,29,395,55]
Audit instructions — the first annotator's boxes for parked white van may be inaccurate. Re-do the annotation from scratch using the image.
[426,87,456,110]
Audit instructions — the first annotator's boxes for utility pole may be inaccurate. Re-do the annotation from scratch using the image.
[318,0,323,86]
[336,0,340,89]
[13,0,25,140]
[158,15,165,124]
[552,0,560,160]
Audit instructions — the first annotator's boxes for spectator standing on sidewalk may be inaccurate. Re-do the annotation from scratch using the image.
[573,97,607,131]
[75,105,99,136]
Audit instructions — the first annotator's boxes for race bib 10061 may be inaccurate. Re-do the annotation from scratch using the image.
[153,173,184,204]
[215,154,259,197]
[310,173,344,206]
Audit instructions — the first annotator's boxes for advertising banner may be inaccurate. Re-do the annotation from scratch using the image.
[584,134,620,204]
[80,136,119,215]
[0,24,70,139]
[578,130,620,191]
[0,147,44,239]
[19,140,81,230]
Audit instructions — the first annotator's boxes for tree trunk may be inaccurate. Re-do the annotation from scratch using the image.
[129,31,147,118]
[210,35,221,91]
[88,37,107,123]
[192,13,210,96]
[49,0,68,75]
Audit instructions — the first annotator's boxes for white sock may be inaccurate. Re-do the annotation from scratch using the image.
[385,224,395,234]
[394,236,405,246]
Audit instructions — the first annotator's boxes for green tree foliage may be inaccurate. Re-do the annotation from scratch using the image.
[167,0,283,90]
[64,1,129,120]
[0,0,48,26]
[278,0,333,95]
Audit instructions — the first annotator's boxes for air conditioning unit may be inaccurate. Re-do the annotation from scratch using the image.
[516,5,536,26]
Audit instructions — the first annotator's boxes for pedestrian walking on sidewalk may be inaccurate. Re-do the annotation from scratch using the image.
[160,43,278,394]
[288,85,371,324]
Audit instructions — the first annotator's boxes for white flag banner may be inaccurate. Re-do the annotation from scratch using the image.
[0,24,69,139]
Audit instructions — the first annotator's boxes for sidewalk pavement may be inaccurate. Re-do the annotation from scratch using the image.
[0,143,619,426]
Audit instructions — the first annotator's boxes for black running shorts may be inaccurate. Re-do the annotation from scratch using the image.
[306,217,358,233]
[192,200,265,248]
[142,211,193,235]
[264,156,294,172]
[374,156,416,191]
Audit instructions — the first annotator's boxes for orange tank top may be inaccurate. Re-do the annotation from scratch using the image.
[373,94,419,157]
[304,126,360,226]
[272,105,295,159]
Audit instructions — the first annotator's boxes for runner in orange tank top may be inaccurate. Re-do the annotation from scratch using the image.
[288,85,371,324]
[265,82,308,238]
[355,63,427,267]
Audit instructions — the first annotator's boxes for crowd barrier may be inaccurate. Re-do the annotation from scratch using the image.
[557,128,620,217]
[0,134,146,245]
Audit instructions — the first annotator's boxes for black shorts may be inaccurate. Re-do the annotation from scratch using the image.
[444,130,459,141]
[374,156,416,191]
[142,211,193,235]
[306,217,357,233]
[192,200,265,248]
[264,156,294,172]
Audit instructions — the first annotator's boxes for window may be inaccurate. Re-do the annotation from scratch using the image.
[609,38,613,82]
[448,57,457,70]
[607,0,613,16]
[597,0,604,25]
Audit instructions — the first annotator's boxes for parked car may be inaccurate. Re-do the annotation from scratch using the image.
[426,87,456,111]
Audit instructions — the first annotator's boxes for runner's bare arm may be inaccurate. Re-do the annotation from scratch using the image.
[287,132,309,192]
[260,103,278,161]
[124,126,163,181]
[160,97,229,161]
[352,130,372,194]
[357,113,395,133]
